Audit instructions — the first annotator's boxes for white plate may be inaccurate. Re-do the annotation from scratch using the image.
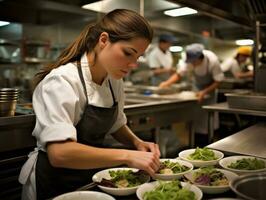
[219,155,266,175]
[136,181,202,200]
[184,168,238,194]
[154,159,193,181]
[53,191,116,200]
[179,148,224,167]
[92,167,150,196]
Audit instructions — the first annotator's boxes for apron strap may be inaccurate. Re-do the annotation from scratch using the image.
[77,61,88,102]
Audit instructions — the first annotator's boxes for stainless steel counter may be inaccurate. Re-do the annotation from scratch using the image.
[207,123,266,159]
[202,102,266,143]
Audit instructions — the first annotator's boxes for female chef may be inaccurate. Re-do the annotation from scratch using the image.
[19,9,160,200]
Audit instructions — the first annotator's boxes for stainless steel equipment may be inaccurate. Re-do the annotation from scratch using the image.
[230,172,266,200]
[0,39,21,63]
[226,92,266,111]
[0,87,19,117]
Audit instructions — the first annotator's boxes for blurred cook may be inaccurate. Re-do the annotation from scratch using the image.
[147,34,177,85]
[160,43,224,136]
[221,46,253,79]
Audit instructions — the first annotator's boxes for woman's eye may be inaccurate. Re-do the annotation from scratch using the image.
[124,51,131,56]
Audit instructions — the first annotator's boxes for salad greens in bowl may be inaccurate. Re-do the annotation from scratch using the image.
[184,167,238,194]
[136,180,203,200]
[219,156,266,175]
[179,148,224,167]
[154,159,193,181]
[92,168,150,196]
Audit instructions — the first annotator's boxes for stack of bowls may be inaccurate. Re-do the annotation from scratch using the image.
[0,88,19,117]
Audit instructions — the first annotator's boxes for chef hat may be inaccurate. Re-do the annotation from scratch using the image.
[185,43,204,63]
[237,46,252,56]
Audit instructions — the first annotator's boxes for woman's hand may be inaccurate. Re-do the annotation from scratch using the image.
[125,150,160,178]
[135,140,161,158]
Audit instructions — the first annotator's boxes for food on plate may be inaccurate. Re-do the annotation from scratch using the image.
[157,160,190,174]
[193,167,228,186]
[143,180,196,200]
[228,157,265,170]
[97,169,148,188]
[188,147,217,161]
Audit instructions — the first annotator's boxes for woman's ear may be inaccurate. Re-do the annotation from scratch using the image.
[99,32,109,49]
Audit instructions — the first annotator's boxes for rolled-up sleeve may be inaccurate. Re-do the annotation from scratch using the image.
[33,74,82,149]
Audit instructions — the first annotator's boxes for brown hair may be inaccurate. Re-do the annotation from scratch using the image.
[34,9,153,86]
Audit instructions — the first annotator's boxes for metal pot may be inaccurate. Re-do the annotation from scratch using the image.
[230,172,266,200]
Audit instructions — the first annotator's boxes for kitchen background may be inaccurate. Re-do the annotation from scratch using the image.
[1,0,265,103]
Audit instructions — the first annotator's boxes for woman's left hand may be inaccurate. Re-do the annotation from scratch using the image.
[135,140,161,158]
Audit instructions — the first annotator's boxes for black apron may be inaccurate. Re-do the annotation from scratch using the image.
[35,60,118,200]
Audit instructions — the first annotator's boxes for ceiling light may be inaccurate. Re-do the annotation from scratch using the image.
[164,7,197,17]
[170,46,183,52]
[0,21,10,27]
[235,39,254,46]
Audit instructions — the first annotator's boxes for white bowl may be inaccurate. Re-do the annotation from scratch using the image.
[154,159,193,181]
[53,191,116,200]
[184,168,238,194]
[219,155,266,175]
[136,181,202,200]
[92,167,150,196]
[179,149,224,167]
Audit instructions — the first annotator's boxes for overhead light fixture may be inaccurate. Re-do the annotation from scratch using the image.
[170,46,183,52]
[0,21,10,27]
[235,39,254,46]
[164,7,197,17]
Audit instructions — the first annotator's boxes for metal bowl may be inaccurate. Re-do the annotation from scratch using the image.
[0,100,17,117]
[230,172,266,200]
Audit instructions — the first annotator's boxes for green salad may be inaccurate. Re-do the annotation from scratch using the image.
[98,169,148,188]
[193,167,228,186]
[228,158,265,170]
[158,160,190,174]
[144,180,195,200]
[188,147,217,161]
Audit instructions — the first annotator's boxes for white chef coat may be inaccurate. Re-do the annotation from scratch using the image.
[221,57,241,77]
[19,53,127,200]
[177,50,224,83]
[147,46,173,69]
[177,50,224,134]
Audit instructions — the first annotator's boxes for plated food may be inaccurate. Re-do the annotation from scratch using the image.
[53,191,115,200]
[179,148,224,167]
[136,180,203,200]
[184,167,238,194]
[154,159,193,180]
[219,156,266,175]
[92,167,150,196]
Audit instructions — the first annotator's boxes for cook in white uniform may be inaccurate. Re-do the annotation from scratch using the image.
[147,34,176,85]
[160,43,224,135]
[221,46,253,79]
[19,9,160,200]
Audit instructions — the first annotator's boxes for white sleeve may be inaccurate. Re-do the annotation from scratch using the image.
[211,60,224,82]
[33,74,81,148]
[107,80,127,134]
[147,50,160,69]
[177,60,187,76]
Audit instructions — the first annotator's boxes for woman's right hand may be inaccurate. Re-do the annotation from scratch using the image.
[125,150,160,178]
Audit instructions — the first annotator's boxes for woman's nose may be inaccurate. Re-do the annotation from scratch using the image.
[128,62,138,69]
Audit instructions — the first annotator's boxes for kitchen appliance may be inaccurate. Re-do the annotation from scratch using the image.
[0,39,21,63]
[230,172,266,200]
[0,87,19,117]
[226,91,266,111]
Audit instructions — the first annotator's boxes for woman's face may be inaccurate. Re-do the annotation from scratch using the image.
[97,33,150,79]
